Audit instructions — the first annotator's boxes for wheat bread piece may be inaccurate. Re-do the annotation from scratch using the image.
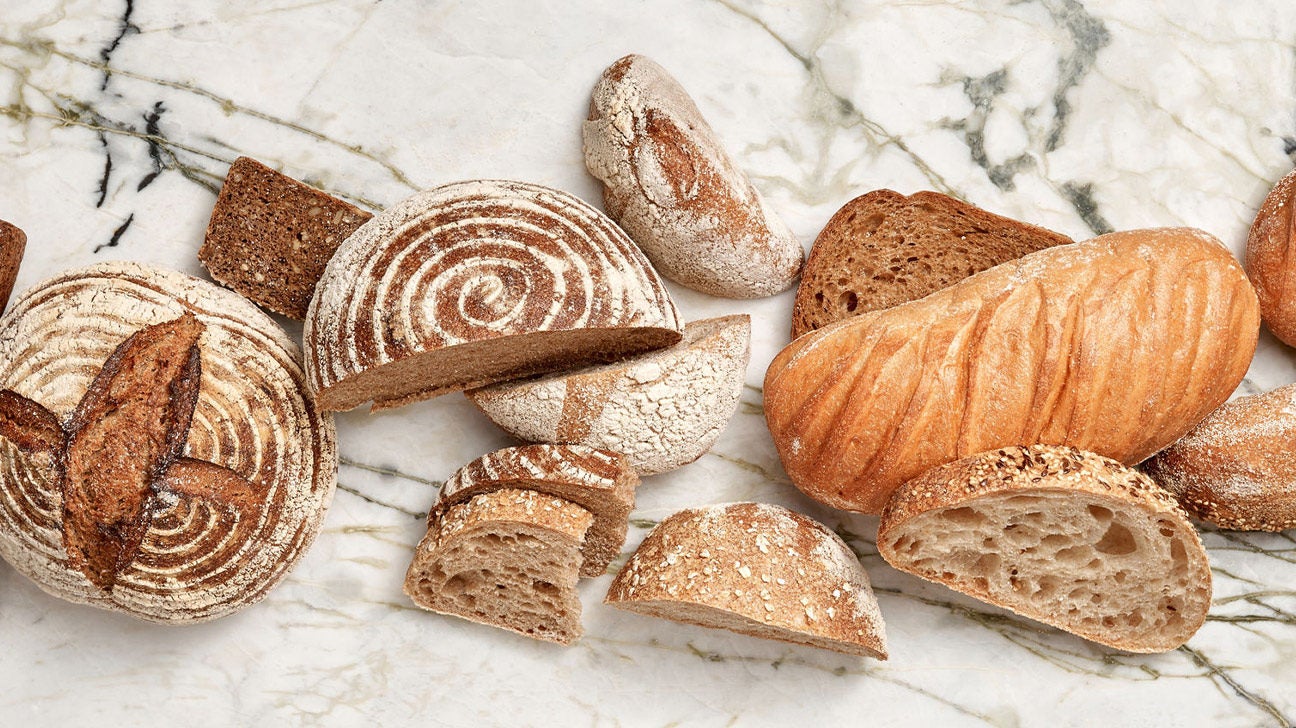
[583,55,803,298]
[404,488,593,646]
[436,444,636,577]
[199,157,372,319]
[765,227,1259,514]
[467,315,750,475]
[1144,384,1296,531]
[606,502,888,658]
[0,262,336,623]
[879,446,1211,653]
[791,190,1071,337]
[1245,167,1296,346]
[0,219,25,315]
[305,179,683,412]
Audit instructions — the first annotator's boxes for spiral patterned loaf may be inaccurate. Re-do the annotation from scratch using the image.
[0,262,336,623]
[305,179,683,412]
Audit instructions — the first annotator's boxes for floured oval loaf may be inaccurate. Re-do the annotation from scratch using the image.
[583,54,804,298]
[765,228,1259,514]
[467,315,750,475]
[606,502,887,658]
[0,262,336,623]
[305,179,683,412]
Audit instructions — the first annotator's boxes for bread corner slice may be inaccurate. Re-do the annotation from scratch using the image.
[0,218,26,315]
[878,445,1211,653]
[404,488,593,646]
[606,502,887,659]
[437,444,637,577]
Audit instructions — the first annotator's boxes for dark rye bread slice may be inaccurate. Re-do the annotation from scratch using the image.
[199,157,372,319]
[0,219,26,315]
[791,190,1072,337]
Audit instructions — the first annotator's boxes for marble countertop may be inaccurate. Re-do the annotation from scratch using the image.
[3,1,1295,726]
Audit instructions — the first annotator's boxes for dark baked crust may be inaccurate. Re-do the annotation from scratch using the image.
[0,219,26,315]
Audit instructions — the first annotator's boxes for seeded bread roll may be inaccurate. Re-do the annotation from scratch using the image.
[404,488,592,646]
[0,219,25,314]
[467,315,750,475]
[1144,384,1296,531]
[1245,167,1296,346]
[878,445,1212,653]
[305,179,683,412]
[607,502,887,658]
[583,55,804,298]
[436,444,636,576]
[0,262,336,623]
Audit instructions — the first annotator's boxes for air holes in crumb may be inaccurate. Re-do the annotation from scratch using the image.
[1170,538,1187,566]
[840,291,859,312]
[1087,504,1114,523]
[941,507,987,527]
[860,213,886,233]
[1094,522,1136,555]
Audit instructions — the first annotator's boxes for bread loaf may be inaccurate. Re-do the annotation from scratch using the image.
[1245,167,1296,346]
[583,55,803,298]
[606,502,887,658]
[878,446,1211,653]
[305,179,683,412]
[437,444,635,576]
[1144,384,1296,531]
[404,488,591,645]
[765,228,1259,514]
[467,315,750,475]
[791,190,1070,337]
[0,219,25,314]
[0,262,336,623]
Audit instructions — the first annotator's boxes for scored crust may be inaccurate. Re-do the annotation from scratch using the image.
[607,502,887,659]
[467,315,750,475]
[878,445,1211,653]
[304,179,683,412]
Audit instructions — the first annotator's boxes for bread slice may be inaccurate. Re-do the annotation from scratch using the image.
[606,502,887,658]
[305,179,683,412]
[0,218,25,315]
[404,488,592,645]
[878,445,1211,653]
[467,315,750,475]
[437,444,636,577]
[199,157,372,319]
[790,190,1071,337]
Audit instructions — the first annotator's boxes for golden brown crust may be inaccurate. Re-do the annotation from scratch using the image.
[0,219,24,315]
[765,227,1259,514]
[1245,167,1296,346]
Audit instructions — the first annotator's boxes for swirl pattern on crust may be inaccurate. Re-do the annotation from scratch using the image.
[0,261,337,623]
[304,179,683,411]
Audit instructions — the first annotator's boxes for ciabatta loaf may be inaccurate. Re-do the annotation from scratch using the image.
[437,444,636,576]
[305,179,683,412]
[467,315,750,475]
[765,228,1259,514]
[0,262,336,623]
[1144,384,1296,531]
[0,218,24,314]
[583,55,803,298]
[878,446,1211,653]
[791,190,1070,337]
[606,502,887,658]
[405,488,592,646]
[1245,167,1296,346]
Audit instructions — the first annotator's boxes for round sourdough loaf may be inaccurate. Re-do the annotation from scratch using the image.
[0,262,336,623]
[305,179,683,412]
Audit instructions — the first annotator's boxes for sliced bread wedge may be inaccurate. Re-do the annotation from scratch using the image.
[877,445,1211,653]
[606,502,887,658]
[0,218,25,315]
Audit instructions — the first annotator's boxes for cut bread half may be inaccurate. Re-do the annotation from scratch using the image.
[437,444,636,577]
[606,502,887,658]
[404,488,592,646]
[878,445,1211,653]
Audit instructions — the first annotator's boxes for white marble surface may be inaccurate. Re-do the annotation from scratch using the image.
[2,1,1295,726]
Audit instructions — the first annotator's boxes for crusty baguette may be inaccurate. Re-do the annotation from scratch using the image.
[765,227,1259,514]
[305,179,683,412]
[0,262,336,623]
[583,55,803,298]
[466,315,750,475]
[878,445,1211,653]
[1144,383,1296,531]
[606,502,887,658]
[405,488,592,646]
[791,190,1070,337]
[1245,167,1296,346]
[436,444,636,577]
[0,218,25,315]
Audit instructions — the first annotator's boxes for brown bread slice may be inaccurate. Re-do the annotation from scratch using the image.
[878,445,1211,653]
[0,219,25,315]
[606,502,888,658]
[436,444,636,577]
[791,190,1071,337]
[404,488,593,646]
[199,157,372,319]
